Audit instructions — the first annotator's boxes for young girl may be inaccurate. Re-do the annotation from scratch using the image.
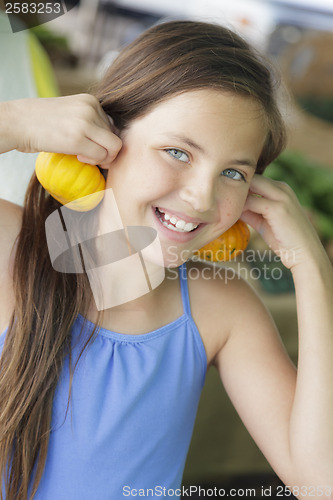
[0,20,332,500]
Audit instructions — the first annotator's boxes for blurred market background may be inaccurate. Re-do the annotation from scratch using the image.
[1,0,333,497]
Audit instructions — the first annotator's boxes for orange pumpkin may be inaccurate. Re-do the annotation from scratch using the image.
[195,220,250,262]
[35,152,105,211]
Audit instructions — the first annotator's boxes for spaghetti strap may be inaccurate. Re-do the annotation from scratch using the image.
[179,262,192,317]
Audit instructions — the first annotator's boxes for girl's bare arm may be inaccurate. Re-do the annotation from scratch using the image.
[215,176,333,495]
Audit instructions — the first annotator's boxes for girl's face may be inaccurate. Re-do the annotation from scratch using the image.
[104,89,267,267]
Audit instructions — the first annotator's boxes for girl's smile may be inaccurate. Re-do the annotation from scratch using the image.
[152,206,208,243]
[103,89,267,266]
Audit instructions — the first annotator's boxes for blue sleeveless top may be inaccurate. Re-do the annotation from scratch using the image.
[0,263,207,499]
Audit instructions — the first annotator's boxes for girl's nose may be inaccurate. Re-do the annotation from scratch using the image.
[179,175,216,213]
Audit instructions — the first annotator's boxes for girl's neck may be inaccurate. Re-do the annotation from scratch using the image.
[84,267,183,335]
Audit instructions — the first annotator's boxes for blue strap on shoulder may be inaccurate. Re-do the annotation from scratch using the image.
[179,262,192,317]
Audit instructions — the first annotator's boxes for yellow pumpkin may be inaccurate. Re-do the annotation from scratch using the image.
[35,152,105,211]
[195,219,250,262]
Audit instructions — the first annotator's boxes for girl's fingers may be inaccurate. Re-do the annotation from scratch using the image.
[17,95,121,160]
[242,192,281,219]
[11,94,123,165]
[82,126,122,165]
[242,176,324,269]
[240,210,265,235]
[241,205,278,250]
[248,174,295,202]
[76,152,105,165]
[243,175,299,226]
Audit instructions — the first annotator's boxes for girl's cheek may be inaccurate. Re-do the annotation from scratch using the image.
[219,196,243,218]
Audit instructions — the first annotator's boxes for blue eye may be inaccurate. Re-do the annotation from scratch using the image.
[165,148,189,163]
[222,168,244,181]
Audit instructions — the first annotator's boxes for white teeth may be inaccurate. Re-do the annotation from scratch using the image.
[175,220,186,230]
[164,223,180,232]
[156,208,199,233]
[184,222,197,231]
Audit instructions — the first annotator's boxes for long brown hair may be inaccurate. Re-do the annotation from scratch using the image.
[0,20,287,499]
[95,20,287,173]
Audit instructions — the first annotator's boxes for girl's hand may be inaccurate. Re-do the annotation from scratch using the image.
[4,94,122,166]
[241,174,326,270]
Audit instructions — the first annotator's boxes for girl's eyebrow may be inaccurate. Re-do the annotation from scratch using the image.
[166,134,206,154]
[166,134,257,169]
[230,159,257,169]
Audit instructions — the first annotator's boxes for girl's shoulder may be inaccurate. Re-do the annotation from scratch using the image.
[0,199,23,258]
[0,199,22,332]
[186,258,259,315]
[0,197,23,221]
[185,259,266,365]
